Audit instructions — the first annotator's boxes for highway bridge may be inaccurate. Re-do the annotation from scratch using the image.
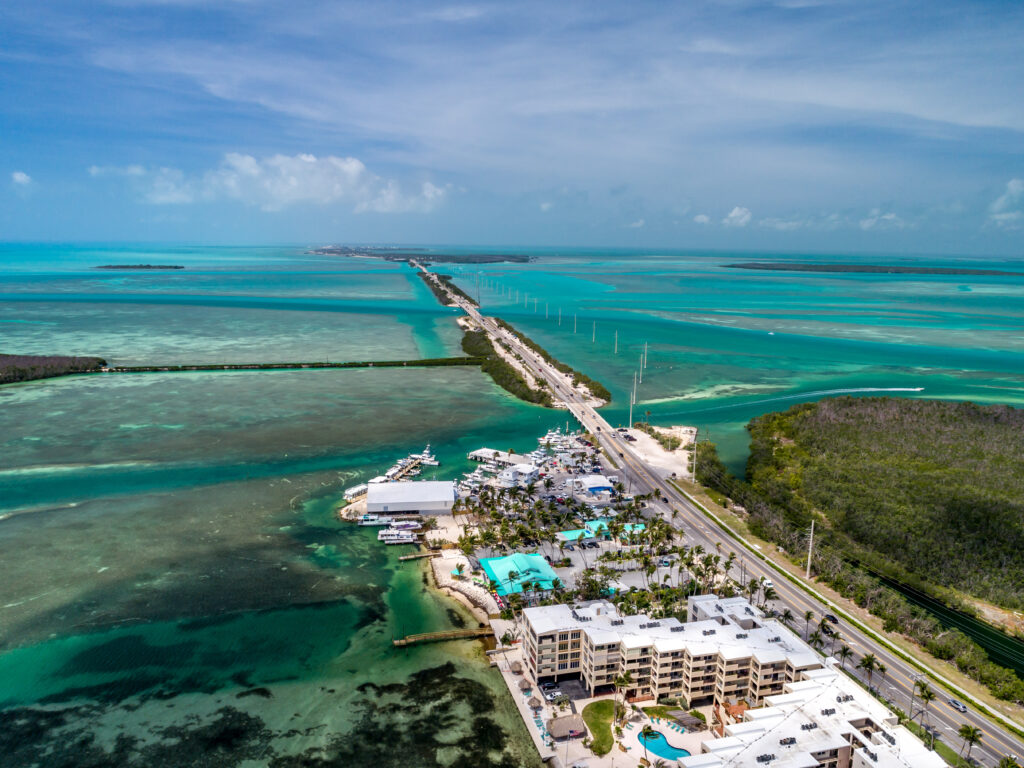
[418,260,1024,768]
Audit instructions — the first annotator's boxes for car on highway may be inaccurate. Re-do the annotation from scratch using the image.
[821,624,835,636]
[824,613,839,624]
[948,698,968,713]
[762,579,773,589]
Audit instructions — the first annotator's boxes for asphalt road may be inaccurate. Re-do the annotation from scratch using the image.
[433,267,1023,767]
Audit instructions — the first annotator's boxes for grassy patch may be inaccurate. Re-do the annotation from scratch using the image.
[581,699,615,756]
[641,705,673,719]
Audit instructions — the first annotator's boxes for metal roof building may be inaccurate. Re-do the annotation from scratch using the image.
[365,481,456,515]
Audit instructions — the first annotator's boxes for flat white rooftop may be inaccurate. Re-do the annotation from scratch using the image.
[365,481,455,505]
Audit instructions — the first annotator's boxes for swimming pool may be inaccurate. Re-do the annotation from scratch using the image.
[639,730,691,760]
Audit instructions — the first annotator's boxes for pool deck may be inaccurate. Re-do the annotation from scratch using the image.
[489,617,713,767]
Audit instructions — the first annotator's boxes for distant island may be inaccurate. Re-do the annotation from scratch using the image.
[725,261,1024,276]
[0,354,106,385]
[96,264,185,270]
[310,246,531,264]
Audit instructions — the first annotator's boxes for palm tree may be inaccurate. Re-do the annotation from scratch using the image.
[613,671,634,723]
[997,756,1020,768]
[454,562,465,579]
[958,723,982,760]
[857,653,879,691]
[837,644,853,669]
[808,629,825,653]
[803,610,815,641]
[917,683,936,736]
[876,663,887,691]
[640,724,654,765]
[652,760,669,768]
[780,608,795,628]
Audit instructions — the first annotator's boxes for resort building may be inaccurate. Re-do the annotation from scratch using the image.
[495,463,540,488]
[365,480,456,515]
[571,474,616,505]
[681,666,945,768]
[479,553,560,604]
[520,595,820,706]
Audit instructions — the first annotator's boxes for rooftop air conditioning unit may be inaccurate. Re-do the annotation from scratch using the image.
[671,626,684,633]
[702,629,716,636]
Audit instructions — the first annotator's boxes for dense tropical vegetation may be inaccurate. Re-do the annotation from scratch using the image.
[0,354,106,384]
[460,330,553,406]
[693,397,1024,704]
[745,397,1024,608]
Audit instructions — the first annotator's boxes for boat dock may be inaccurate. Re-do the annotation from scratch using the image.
[392,628,493,647]
[398,551,441,561]
[389,457,423,481]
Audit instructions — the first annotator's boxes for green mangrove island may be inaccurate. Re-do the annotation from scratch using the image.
[0,354,106,384]
[696,396,1024,702]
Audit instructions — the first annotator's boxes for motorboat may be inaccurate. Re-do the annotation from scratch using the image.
[378,529,418,544]
[357,514,391,526]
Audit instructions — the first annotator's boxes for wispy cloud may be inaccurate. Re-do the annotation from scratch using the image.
[11,171,31,186]
[859,208,905,231]
[626,218,645,228]
[693,214,710,224]
[89,164,145,177]
[988,178,1023,229]
[722,206,752,227]
[121,153,445,213]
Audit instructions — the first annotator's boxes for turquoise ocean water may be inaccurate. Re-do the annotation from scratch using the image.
[1,243,1023,765]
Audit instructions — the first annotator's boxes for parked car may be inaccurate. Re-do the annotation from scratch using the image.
[948,698,968,713]
[565,544,575,551]
[544,690,563,701]
[540,682,558,690]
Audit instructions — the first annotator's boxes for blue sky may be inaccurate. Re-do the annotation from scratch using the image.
[1,0,1023,253]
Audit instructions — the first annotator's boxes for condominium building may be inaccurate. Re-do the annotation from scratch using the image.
[682,666,945,768]
[520,595,821,707]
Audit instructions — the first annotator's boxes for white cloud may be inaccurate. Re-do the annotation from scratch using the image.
[539,201,553,212]
[11,171,31,186]
[989,178,1024,229]
[722,206,752,227]
[693,213,710,224]
[126,153,443,213]
[859,208,904,231]
[89,164,146,177]
[626,218,645,228]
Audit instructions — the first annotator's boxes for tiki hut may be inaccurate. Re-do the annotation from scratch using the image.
[527,696,542,710]
[546,714,586,740]
[510,660,523,675]
[518,678,532,692]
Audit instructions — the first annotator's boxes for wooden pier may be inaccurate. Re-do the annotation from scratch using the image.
[393,628,493,647]
[390,458,422,481]
[398,551,441,561]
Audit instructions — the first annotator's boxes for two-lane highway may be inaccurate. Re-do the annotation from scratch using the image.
[427,264,1024,767]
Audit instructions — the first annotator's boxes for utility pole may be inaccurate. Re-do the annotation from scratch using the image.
[545,302,548,319]
[643,341,648,369]
[614,330,618,354]
[629,371,636,426]
[806,519,815,579]
[638,354,643,384]
[534,297,538,312]
[558,307,561,325]
[574,314,577,334]
[592,321,595,343]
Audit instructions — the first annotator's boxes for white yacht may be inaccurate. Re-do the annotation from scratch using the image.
[378,529,418,545]
[414,445,440,466]
[357,514,391,526]
[388,520,422,531]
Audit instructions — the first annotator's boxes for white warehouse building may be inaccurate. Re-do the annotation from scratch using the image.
[365,481,456,515]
